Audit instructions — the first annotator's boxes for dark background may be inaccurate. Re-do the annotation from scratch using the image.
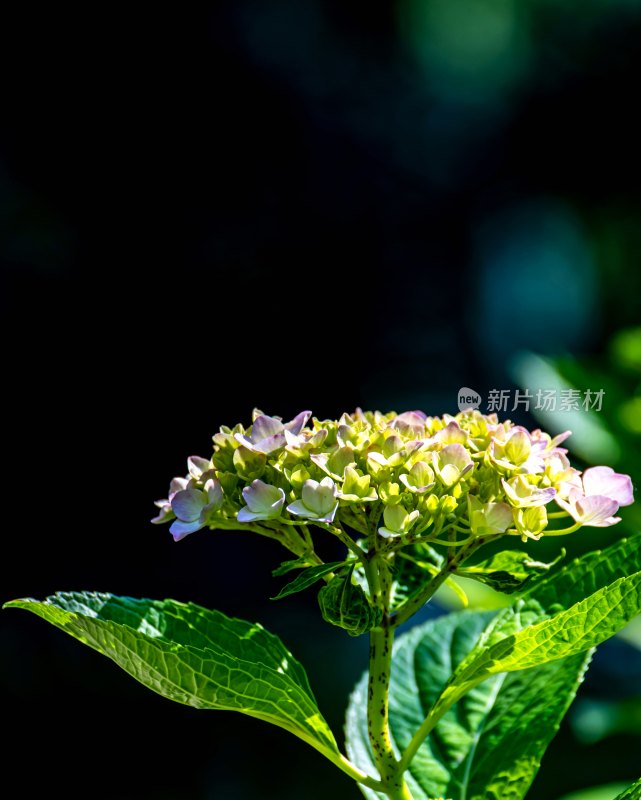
[2,3,640,799]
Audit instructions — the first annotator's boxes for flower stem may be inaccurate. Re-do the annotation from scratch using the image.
[544,521,582,535]
[392,535,498,627]
[317,522,368,561]
[366,557,415,799]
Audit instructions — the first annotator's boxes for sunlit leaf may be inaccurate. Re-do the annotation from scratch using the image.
[5,592,340,762]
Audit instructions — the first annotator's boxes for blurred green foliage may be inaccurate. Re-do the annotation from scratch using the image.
[557,784,630,800]
[515,326,641,542]
[512,327,641,799]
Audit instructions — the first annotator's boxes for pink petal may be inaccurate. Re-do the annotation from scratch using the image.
[253,433,286,453]
[251,415,284,442]
[583,466,634,507]
[439,443,472,471]
[575,494,620,526]
[392,411,427,435]
[188,456,211,479]
[284,410,312,435]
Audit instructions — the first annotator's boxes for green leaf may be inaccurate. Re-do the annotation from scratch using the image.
[436,569,641,721]
[271,561,347,599]
[272,556,315,577]
[453,572,641,693]
[527,533,641,613]
[411,534,641,753]
[458,549,564,594]
[5,592,340,763]
[451,533,641,678]
[613,778,641,800]
[346,611,591,800]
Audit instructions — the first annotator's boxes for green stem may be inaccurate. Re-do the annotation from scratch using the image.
[392,536,498,627]
[391,565,452,627]
[329,752,385,792]
[317,522,368,561]
[366,558,415,799]
[425,535,474,548]
[396,683,468,774]
[368,625,396,781]
[299,524,315,551]
[258,520,319,560]
[543,521,582,536]
[397,660,489,775]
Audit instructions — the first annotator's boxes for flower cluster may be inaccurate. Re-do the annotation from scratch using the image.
[153,409,634,546]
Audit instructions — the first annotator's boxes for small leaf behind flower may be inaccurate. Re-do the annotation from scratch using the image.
[458,549,565,594]
[271,561,348,599]
[527,533,641,612]
[318,570,382,636]
[272,556,316,577]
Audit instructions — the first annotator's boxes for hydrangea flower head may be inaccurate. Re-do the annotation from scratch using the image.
[153,408,634,545]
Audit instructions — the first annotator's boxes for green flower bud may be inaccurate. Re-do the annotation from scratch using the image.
[379,481,402,505]
[339,466,378,502]
[515,506,548,541]
[379,504,421,538]
[233,445,267,481]
[422,494,440,515]
[440,496,458,515]
[287,464,311,490]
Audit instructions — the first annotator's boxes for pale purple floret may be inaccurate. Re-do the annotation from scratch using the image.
[556,466,634,527]
[151,477,189,524]
[582,466,634,507]
[439,443,473,470]
[391,410,427,436]
[237,479,286,523]
[556,491,621,527]
[530,429,572,456]
[188,456,213,479]
[468,496,514,535]
[433,443,474,486]
[235,410,312,454]
[169,479,224,541]
[434,421,467,444]
[490,427,545,473]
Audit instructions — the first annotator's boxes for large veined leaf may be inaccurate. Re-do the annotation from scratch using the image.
[446,534,641,699]
[434,569,641,721]
[5,592,340,762]
[346,611,591,800]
